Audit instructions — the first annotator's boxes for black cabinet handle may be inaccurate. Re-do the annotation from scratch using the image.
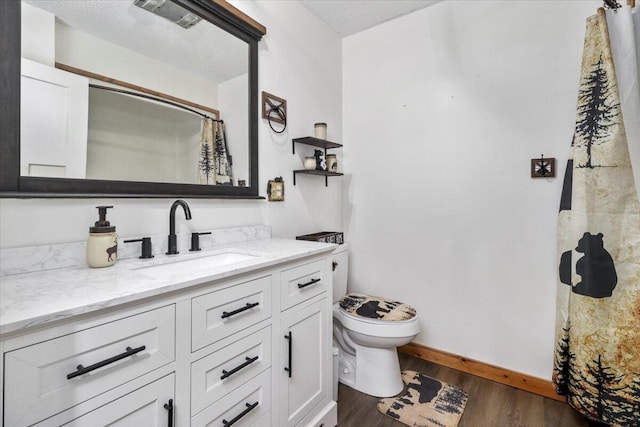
[222,401,259,426]
[220,356,259,380]
[298,278,321,289]
[164,399,174,427]
[66,345,146,380]
[221,302,259,319]
[284,331,292,378]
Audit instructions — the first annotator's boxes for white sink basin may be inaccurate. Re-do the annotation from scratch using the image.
[134,251,259,277]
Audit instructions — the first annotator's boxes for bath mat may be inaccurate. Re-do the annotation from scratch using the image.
[377,370,468,427]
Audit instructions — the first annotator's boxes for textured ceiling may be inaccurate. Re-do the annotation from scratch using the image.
[299,0,443,37]
[24,0,248,83]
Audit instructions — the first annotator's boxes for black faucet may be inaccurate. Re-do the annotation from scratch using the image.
[167,199,192,255]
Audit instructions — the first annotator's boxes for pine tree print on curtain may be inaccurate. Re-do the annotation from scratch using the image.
[214,121,233,185]
[198,118,216,185]
[553,9,640,426]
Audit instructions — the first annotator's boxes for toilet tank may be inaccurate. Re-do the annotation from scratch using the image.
[332,244,348,303]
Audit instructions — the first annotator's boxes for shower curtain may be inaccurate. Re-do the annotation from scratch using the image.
[213,120,233,186]
[198,118,233,185]
[553,5,640,426]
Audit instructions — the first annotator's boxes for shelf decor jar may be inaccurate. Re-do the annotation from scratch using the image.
[326,154,337,172]
[304,157,316,170]
[314,123,327,140]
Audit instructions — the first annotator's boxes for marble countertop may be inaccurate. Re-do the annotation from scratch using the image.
[0,238,336,337]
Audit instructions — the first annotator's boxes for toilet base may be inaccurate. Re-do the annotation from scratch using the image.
[338,343,404,398]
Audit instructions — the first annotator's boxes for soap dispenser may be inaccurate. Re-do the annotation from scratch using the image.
[87,206,118,268]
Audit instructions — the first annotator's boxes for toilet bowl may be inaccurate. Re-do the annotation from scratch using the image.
[332,245,420,398]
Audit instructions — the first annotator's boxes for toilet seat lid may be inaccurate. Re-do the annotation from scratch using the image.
[338,293,416,322]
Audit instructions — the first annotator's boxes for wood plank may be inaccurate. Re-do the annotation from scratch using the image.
[55,63,220,119]
[210,0,266,36]
[398,342,566,402]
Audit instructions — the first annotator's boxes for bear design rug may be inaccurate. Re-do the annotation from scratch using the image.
[377,370,468,427]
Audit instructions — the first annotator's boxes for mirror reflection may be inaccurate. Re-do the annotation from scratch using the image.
[20,0,249,186]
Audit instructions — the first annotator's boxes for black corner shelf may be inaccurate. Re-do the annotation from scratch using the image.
[293,170,343,186]
[292,136,343,187]
[292,137,342,154]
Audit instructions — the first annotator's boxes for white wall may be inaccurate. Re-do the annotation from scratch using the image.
[1,1,342,248]
[342,0,600,380]
[55,22,218,108]
[218,73,250,184]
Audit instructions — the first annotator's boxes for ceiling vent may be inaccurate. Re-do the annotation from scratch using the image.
[133,0,202,29]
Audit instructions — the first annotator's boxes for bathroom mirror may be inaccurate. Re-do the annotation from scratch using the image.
[0,0,265,198]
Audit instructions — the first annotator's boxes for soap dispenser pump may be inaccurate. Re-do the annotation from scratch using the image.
[87,205,118,268]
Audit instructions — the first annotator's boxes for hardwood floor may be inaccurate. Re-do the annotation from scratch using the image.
[337,353,590,427]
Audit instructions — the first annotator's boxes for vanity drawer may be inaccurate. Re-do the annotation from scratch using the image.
[4,304,175,427]
[191,368,271,427]
[192,275,272,352]
[191,326,272,415]
[280,259,328,310]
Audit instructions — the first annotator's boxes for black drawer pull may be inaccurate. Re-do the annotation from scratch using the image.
[220,356,259,380]
[284,331,292,378]
[221,302,260,319]
[164,399,174,427]
[66,345,146,380]
[298,278,320,289]
[222,401,259,426]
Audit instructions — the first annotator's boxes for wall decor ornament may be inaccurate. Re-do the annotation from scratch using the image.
[267,177,284,201]
[531,155,556,178]
[262,91,287,134]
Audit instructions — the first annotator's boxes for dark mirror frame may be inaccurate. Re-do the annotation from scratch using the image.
[0,0,265,198]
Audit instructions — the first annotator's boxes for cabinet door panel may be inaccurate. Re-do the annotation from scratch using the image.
[20,58,88,178]
[61,374,174,426]
[280,298,329,427]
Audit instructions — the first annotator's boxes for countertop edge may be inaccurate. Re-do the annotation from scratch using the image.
[0,239,337,338]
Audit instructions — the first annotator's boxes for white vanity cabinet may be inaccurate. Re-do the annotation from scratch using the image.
[0,242,337,427]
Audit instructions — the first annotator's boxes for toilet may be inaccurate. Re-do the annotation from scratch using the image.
[332,244,420,398]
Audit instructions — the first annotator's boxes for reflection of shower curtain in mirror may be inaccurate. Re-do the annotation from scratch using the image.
[553,7,640,426]
[214,121,233,185]
[198,119,233,185]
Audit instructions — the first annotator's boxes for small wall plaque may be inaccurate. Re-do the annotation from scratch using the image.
[531,156,556,178]
[262,91,286,125]
[267,177,284,201]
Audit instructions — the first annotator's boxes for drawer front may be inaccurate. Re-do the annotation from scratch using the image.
[191,369,271,427]
[280,259,328,310]
[192,275,272,352]
[4,305,175,427]
[191,326,272,415]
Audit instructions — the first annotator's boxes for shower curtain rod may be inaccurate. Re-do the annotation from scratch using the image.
[89,83,222,122]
